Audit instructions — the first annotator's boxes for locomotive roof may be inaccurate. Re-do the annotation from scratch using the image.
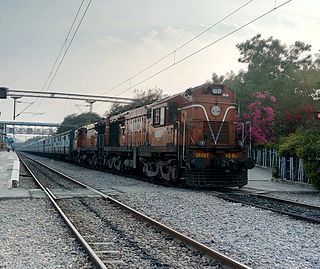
[109,82,226,120]
[152,82,220,104]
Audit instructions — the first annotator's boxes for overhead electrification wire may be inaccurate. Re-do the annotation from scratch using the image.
[15,102,34,118]
[45,0,93,91]
[100,0,255,96]
[41,0,86,92]
[115,0,292,97]
[31,0,93,119]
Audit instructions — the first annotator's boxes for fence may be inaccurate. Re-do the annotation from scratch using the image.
[252,148,309,184]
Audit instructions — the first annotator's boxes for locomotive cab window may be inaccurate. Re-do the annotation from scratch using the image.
[153,107,165,127]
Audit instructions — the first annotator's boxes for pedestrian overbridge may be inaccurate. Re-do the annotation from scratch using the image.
[0,121,60,136]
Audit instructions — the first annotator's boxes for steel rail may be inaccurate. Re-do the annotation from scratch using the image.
[18,154,108,269]
[19,152,252,269]
[253,193,320,211]
[215,192,320,224]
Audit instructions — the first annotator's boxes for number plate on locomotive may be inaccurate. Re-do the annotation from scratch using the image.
[195,152,209,158]
[225,153,239,159]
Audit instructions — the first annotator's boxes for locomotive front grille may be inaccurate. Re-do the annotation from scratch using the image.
[203,121,229,144]
[184,168,247,188]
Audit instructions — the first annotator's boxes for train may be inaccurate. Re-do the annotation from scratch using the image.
[22,83,255,188]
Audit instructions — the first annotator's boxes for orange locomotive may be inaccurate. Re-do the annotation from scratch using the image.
[74,82,255,187]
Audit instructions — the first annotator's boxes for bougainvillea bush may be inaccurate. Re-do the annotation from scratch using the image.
[242,91,276,144]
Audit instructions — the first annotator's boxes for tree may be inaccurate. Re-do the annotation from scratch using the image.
[211,34,320,185]
[235,34,317,107]
[15,136,43,147]
[57,112,101,134]
[108,88,165,116]
[212,73,225,84]
[219,34,320,138]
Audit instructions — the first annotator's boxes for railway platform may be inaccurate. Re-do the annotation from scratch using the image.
[245,166,318,193]
[0,150,29,199]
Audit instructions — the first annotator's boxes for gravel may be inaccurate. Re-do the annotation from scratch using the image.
[21,156,83,190]
[263,192,320,207]
[58,197,221,268]
[22,153,320,269]
[118,191,320,269]
[0,198,94,269]
[17,162,39,189]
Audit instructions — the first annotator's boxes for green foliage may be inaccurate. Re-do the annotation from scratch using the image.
[278,130,320,189]
[217,34,320,138]
[108,103,129,116]
[57,112,101,134]
[235,34,317,108]
[278,131,304,157]
[16,136,43,147]
[298,131,320,188]
[296,130,320,160]
[303,161,320,189]
[212,73,225,83]
[24,136,43,143]
[108,88,165,116]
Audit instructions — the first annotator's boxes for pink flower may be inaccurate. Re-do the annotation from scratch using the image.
[263,107,274,121]
[247,103,257,110]
[244,91,275,144]
[256,92,267,99]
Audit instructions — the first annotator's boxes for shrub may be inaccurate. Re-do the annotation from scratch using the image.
[278,129,320,189]
[296,130,320,188]
[277,131,304,157]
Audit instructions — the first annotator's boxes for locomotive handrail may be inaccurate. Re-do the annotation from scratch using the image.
[182,119,186,161]
[235,121,252,154]
[245,121,252,156]
[175,120,180,162]
[179,104,212,131]
[237,122,245,146]
[179,104,236,145]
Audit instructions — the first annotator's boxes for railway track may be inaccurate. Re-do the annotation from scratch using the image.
[18,152,252,269]
[213,191,320,224]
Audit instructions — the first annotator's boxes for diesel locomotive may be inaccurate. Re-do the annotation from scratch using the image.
[23,83,255,188]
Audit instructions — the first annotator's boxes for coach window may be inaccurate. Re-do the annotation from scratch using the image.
[153,107,165,127]
[160,107,165,125]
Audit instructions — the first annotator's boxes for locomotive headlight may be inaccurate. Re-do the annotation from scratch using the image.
[211,105,221,116]
[198,140,205,147]
[211,87,222,95]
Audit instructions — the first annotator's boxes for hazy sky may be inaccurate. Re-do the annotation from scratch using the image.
[0,0,319,124]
